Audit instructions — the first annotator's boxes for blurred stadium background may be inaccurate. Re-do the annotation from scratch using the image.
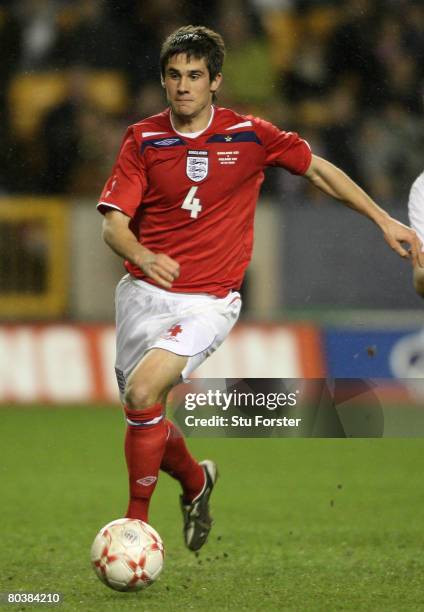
[1,0,424,405]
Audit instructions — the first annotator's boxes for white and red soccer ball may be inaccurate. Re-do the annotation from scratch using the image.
[91,518,164,592]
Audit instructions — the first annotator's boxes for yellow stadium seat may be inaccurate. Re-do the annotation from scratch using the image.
[9,70,128,140]
[262,10,301,71]
[304,7,341,40]
[86,70,128,114]
[9,72,67,139]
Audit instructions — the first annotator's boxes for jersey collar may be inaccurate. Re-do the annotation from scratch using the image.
[170,106,215,139]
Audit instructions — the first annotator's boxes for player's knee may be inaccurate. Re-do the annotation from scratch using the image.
[124,380,160,410]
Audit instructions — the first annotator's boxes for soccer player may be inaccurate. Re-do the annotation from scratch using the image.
[408,170,424,297]
[98,26,423,551]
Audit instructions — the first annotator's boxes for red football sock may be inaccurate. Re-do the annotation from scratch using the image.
[161,419,205,503]
[124,403,167,522]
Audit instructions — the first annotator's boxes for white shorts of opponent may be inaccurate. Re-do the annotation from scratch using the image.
[114,274,242,401]
[408,171,424,252]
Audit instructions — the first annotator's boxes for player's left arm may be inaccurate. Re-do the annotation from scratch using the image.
[304,154,424,267]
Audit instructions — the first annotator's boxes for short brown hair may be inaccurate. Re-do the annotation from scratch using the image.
[160,25,225,81]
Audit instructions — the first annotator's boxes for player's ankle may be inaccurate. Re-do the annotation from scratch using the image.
[182,467,206,504]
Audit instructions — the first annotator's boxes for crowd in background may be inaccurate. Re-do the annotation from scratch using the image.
[0,0,423,204]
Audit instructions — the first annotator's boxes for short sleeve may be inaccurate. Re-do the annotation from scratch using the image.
[252,116,312,175]
[408,172,424,250]
[97,128,147,217]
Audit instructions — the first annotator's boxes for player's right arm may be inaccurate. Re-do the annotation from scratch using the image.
[102,210,180,289]
[98,127,180,289]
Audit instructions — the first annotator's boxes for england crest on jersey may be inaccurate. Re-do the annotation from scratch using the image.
[186,150,209,182]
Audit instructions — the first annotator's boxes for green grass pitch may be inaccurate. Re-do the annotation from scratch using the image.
[1,406,424,611]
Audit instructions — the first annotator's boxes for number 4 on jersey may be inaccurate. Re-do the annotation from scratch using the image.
[181,186,202,219]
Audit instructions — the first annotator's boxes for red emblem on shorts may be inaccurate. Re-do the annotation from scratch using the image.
[168,324,182,337]
[161,324,183,341]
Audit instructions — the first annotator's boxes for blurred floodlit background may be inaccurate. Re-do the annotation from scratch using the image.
[0,0,423,402]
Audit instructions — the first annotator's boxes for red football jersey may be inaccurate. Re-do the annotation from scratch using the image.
[98,106,311,297]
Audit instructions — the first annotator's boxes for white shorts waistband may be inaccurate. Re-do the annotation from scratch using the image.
[126,275,234,302]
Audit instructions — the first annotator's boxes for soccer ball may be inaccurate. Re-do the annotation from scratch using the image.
[90,518,164,591]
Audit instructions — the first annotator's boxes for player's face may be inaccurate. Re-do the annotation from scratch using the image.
[162,54,222,121]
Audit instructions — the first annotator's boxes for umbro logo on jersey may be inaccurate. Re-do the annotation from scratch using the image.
[153,138,181,146]
[186,150,208,182]
[141,136,185,152]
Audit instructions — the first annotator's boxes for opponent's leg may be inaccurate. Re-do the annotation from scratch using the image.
[123,348,187,522]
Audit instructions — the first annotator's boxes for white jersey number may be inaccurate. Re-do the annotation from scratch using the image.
[181,186,202,219]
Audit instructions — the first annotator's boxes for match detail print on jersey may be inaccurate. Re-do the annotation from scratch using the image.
[186,150,209,182]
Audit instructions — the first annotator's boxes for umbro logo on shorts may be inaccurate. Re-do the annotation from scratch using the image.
[136,476,157,486]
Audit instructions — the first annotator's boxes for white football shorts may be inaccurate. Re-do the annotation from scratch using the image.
[114,274,242,400]
[408,171,424,251]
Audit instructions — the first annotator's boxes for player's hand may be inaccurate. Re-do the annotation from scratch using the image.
[138,252,180,289]
[379,217,424,268]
